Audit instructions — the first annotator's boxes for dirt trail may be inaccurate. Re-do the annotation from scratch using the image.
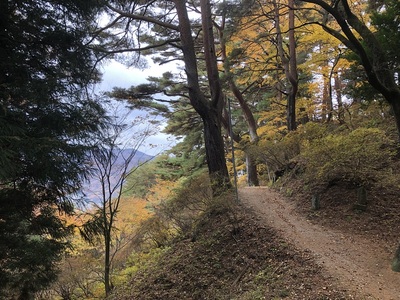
[239,187,400,300]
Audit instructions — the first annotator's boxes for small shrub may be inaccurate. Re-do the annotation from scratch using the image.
[157,172,213,235]
[298,122,330,143]
[134,216,173,248]
[257,130,302,176]
[133,172,219,248]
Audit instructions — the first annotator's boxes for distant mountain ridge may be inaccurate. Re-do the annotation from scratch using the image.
[111,149,153,170]
[81,149,153,204]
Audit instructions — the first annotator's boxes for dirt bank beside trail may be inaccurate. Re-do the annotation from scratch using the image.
[239,186,400,300]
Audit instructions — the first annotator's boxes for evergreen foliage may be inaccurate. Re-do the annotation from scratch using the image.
[108,70,208,187]
[0,0,105,297]
[371,0,400,71]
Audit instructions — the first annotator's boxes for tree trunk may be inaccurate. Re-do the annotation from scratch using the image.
[334,71,345,123]
[287,0,298,130]
[203,111,231,190]
[287,88,298,130]
[218,18,260,186]
[389,96,400,139]
[200,0,224,115]
[104,232,111,296]
[233,84,260,186]
[174,0,230,193]
[322,73,333,122]
[274,0,298,131]
[230,80,260,186]
[246,152,259,186]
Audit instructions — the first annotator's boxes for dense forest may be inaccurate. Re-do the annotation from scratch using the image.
[1,0,400,299]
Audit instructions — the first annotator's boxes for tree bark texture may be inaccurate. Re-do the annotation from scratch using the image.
[287,0,298,130]
[246,153,259,186]
[104,230,112,295]
[274,0,298,131]
[174,0,230,192]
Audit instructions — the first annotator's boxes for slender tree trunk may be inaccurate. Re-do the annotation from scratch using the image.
[218,17,259,186]
[104,231,111,295]
[103,192,112,296]
[322,74,332,122]
[228,80,258,142]
[389,95,400,139]
[287,0,298,130]
[246,153,259,186]
[327,53,342,122]
[334,71,345,123]
[274,0,298,131]
[232,82,260,186]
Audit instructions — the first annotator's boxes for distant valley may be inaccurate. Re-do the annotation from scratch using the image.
[80,149,153,204]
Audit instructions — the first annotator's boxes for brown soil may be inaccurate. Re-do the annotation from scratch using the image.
[239,186,400,300]
[110,184,400,300]
[111,202,352,300]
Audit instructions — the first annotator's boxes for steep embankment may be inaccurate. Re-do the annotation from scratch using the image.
[239,186,400,300]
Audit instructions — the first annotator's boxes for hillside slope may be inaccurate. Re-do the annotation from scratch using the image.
[109,188,370,299]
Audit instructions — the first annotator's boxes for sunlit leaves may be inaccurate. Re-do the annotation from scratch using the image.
[301,127,396,189]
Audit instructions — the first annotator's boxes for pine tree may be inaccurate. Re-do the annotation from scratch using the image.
[95,0,231,194]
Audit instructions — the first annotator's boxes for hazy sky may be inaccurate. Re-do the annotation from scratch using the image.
[97,59,178,156]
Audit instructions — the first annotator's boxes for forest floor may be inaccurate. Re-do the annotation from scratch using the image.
[240,186,400,299]
[112,184,400,300]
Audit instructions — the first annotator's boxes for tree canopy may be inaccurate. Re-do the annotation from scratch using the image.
[0,0,106,297]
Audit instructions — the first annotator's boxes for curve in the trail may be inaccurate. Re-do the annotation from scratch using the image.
[239,187,400,300]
